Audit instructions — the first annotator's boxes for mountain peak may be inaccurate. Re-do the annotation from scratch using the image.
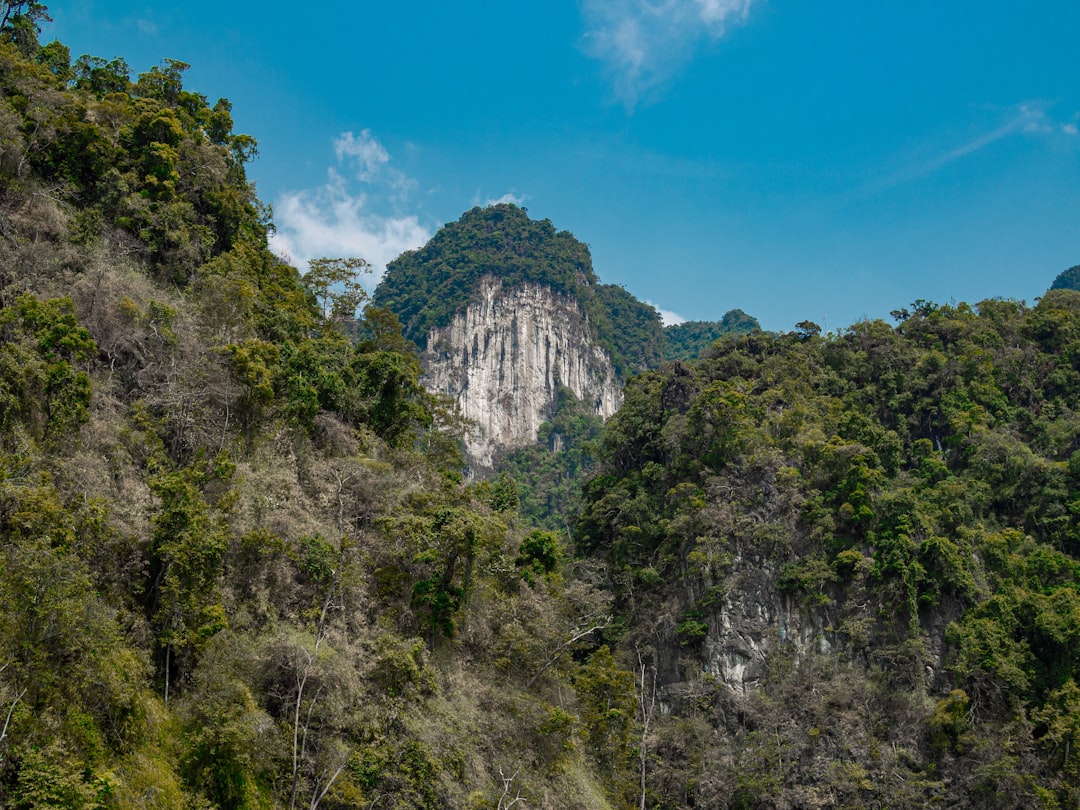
[373,206,664,469]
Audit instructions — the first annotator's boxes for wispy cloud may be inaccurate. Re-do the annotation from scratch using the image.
[334,130,389,181]
[269,131,430,287]
[919,104,1075,174]
[581,0,758,109]
[865,102,1078,195]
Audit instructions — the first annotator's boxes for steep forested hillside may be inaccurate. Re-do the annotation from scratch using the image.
[1051,264,1080,292]
[493,388,606,533]
[0,8,639,808]
[575,299,1080,807]
[2,4,1079,809]
[374,204,665,378]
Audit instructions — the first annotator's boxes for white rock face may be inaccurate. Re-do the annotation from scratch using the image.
[422,277,622,469]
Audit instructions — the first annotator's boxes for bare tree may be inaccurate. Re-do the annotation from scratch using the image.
[526,614,611,689]
[288,572,349,810]
[637,650,657,810]
[497,766,526,809]
[0,664,26,766]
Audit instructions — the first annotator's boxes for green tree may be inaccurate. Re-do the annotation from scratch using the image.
[663,310,761,361]
[1049,264,1080,292]
[0,295,95,447]
[575,645,637,802]
[147,452,235,699]
[0,1,49,54]
[303,257,370,327]
[0,1,49,31]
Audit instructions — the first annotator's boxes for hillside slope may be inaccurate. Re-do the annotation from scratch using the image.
[0,12,637,808]
[576,300,1080,806]
[1,6,1078,809]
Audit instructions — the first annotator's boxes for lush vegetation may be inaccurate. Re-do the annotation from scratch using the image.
[575,300,1080,807]
[373,204,665,378]
[2,4,1079,808]
[0,9,638,808]
[494,388,605,534]
[1051,264,1080,292]
[662,309,761,361]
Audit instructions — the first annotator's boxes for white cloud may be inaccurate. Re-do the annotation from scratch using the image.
[581,0,758,108]
[696,0,754,25]
[332,130,417,202]
[270,131,431,288]
[334,130,389,181]
[485,192,529,207]
[647,301,686,326]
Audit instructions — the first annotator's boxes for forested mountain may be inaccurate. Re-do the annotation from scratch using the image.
[1,4,1078,809]
[1051,264,1080,292]
[0,8,629,807]
[372,206,758,469]
[574,298,1080,807]
[374,204,665,380]
[662,310,761,361]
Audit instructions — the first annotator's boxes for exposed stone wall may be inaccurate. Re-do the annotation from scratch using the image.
[422,277,621,469]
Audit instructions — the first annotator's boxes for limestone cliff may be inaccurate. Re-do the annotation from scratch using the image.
[422,277,622,469]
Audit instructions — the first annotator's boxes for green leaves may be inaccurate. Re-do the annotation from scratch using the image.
[575,293,1080,805]
[302,256,370,326]
[0,295,95,447]
[574,646,636,799]
[515,530,563,585]
[148,452,235,659]
[662,310,761,361]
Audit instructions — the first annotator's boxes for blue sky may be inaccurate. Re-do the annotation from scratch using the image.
[46,1,1080,331]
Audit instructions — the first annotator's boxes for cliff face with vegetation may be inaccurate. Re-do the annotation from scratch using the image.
[573,304,1080,806]
[375,204,661,469]
[374,204,665,381]
[0,11,631,808]
[2,5,1079,809]
[423,277,621,467]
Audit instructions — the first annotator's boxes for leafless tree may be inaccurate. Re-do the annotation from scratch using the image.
[288,572,349,810]
[637,649,657,810]
[497,766,526,809]
[526,614,611,689]
[0,664,26,766]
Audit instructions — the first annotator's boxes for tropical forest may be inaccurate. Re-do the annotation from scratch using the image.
[0,3,1078,808]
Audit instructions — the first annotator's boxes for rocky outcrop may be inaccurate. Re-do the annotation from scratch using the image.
[702,569,836,693]
[422,277,621,469]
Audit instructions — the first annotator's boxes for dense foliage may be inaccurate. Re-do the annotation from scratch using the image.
[373,204,665,378]
[576,297,1080,807]
[2,5,1079,808]
[1050,264,1080,292]
[494,387,605,533]
[0,11,637,809]
[662,309,761,361]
